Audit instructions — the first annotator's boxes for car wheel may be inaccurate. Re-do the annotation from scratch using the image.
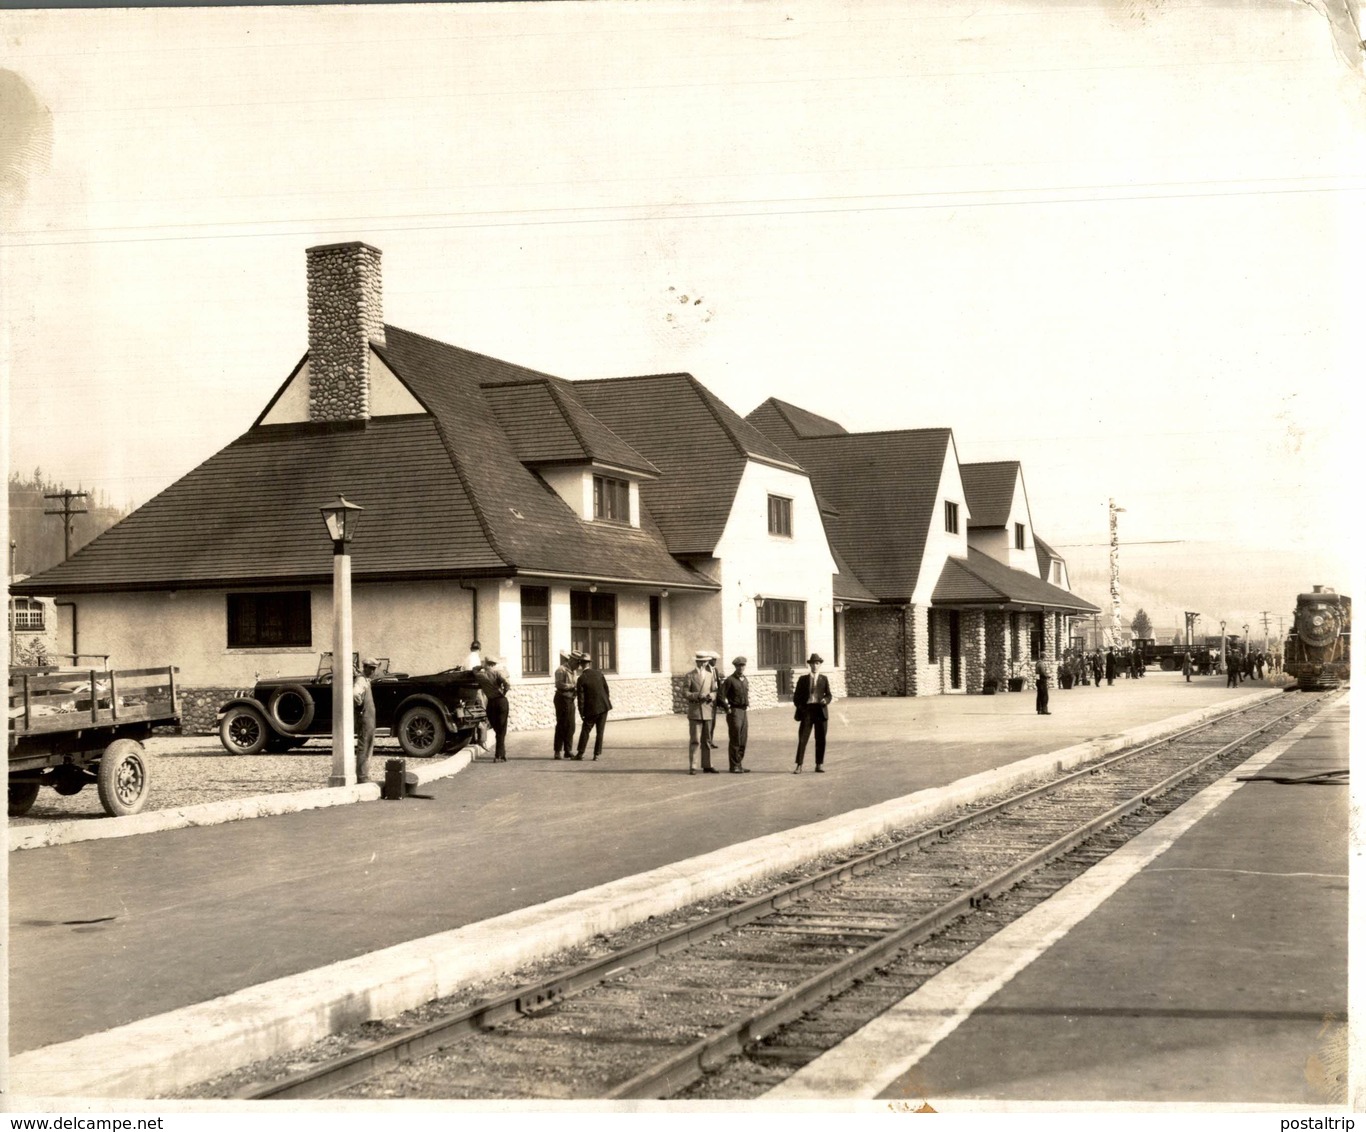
[9,781,40,817]
[268,685,315,734]
[220,705,271,755]
[97,738,151,817]
[398,705,447,757]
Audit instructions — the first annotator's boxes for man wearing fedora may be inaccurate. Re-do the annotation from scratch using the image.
[551,649,579,760]
[353,656,379,783]
[721,656,751,772]
[683,650,720,774]
[573,651,612,760]
[792,652,833,773]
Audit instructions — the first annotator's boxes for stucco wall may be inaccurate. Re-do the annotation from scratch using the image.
[910,440,971,607]
[710,460,840,680]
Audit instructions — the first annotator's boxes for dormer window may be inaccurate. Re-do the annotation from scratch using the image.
[767,494,793,537]
[1015,522,1026,550]
[593,475,630,522]
[944,500,959,534]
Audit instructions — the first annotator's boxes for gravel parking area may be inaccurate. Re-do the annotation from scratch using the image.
[9,734,419,826]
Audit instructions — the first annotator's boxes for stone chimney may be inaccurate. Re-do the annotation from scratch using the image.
[305,241,385,422]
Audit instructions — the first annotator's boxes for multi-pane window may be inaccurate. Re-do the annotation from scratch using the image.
[944,500,959,534]
[227,592,311,648]
[1015,522,1026,550]
[571,590,617,672]
[767,494,793,537]
[9,597,45,632]
[757,599,806,668]
[1050,561,1063,585]
[520,585,550,676]
[593,475,630,523]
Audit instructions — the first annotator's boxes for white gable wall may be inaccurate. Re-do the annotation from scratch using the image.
[708,460,839,671]
[966,467,1036,573]
[910,437,970,606]
[260,350,425,426]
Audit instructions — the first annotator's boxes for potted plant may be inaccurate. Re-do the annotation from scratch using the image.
[1006,659,1027,693]
[982,676,999,695]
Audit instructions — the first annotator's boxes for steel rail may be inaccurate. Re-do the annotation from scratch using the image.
[604,691,1328,1099]
[239,689,1327,1100]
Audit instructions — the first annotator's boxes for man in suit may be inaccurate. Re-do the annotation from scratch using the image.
[792,652,833,774]
[721,657,751,772]
[474,656,511,762]
[682,651,719,775]
[1034,656,1051,715]
[574,651,612,760]
[1226,650,1241,688]
[551,650,578,760]
[1104,648,1117,686]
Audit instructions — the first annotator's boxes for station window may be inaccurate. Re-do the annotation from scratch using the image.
[1015,522,1026,550]
[227,591,311,649]
[520,586,550,676]
[944,500,959,535]
[592,475,630,523]
[9,597,45,632]
[1029,612,1044,661]
[757,599,806,668]
[767,494,793,538]
[650,595,662,673]
[571,590,617,672]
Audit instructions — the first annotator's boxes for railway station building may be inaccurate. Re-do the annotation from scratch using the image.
[15,242,1093,732]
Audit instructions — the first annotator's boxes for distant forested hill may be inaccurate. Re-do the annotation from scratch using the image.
[7,471,129,576]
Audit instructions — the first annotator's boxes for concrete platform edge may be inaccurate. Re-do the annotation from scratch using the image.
[8,690,1282,1100]
[8,747,479,852]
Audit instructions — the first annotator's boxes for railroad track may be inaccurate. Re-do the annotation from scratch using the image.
[234,690,1338,1101]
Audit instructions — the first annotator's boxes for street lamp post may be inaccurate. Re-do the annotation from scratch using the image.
[320,496,363,787]
[1219,619,1227,671]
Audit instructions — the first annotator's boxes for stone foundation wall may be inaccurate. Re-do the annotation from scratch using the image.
[961,608,987,694]
[178,686,240,735]
[844,606,906,696]
[508,675,674,731]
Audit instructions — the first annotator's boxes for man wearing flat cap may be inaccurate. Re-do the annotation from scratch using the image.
[683,650,720,774]
[552,649,579,760]
[475,656,511,761]
[721,657,751,772]
[792,652,833,773]
[353,657,379,783]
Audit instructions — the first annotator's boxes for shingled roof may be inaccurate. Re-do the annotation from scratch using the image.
[745,423,955,601]
[959,461,1020,529]
[17,326,715,596]
[746,397,847,442]
[570,373,806,557]
[932,548,1097,612]
[1034,533,1063,581]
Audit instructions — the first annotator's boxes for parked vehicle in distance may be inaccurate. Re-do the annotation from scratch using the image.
[9,659,179,817]
[217,655,488,758]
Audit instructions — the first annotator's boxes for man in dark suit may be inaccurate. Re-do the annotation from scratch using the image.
[721,656,751,773]
[1104,648,1117,686]
[474,656,510,762]
[551,650,579,759]
[792,652,833,774]
[574,651,612,760]
[1034,656,1051,715]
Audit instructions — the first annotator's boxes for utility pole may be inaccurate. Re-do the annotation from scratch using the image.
[1184,611,1200,648]
[1260,611,1271,652]
[1107,499,1125,648]
[44,490,88,561]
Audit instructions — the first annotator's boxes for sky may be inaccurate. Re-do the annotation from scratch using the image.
[2,0,1362,627]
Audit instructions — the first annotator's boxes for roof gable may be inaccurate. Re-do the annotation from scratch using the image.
[481,379,660,475]
[570,373,804,556]
[959,461,1021,529]
[751,397,848,440]
[932,548,1098,612]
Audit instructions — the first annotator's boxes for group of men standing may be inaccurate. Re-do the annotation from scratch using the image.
[682,651,751,774]
[552,648,613,760]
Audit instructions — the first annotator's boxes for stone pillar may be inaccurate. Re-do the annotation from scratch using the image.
[306,242,384,422]
[1042,611,1058,682]
[962,608,987,693]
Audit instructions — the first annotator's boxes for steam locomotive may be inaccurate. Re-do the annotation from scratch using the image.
[1283,585,1351,690]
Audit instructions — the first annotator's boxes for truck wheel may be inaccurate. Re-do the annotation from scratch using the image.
[268,685,315,734]
[9,781,40,817]
[398,705,447,757]
[220,705,270,755]
[97,738,151,817]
